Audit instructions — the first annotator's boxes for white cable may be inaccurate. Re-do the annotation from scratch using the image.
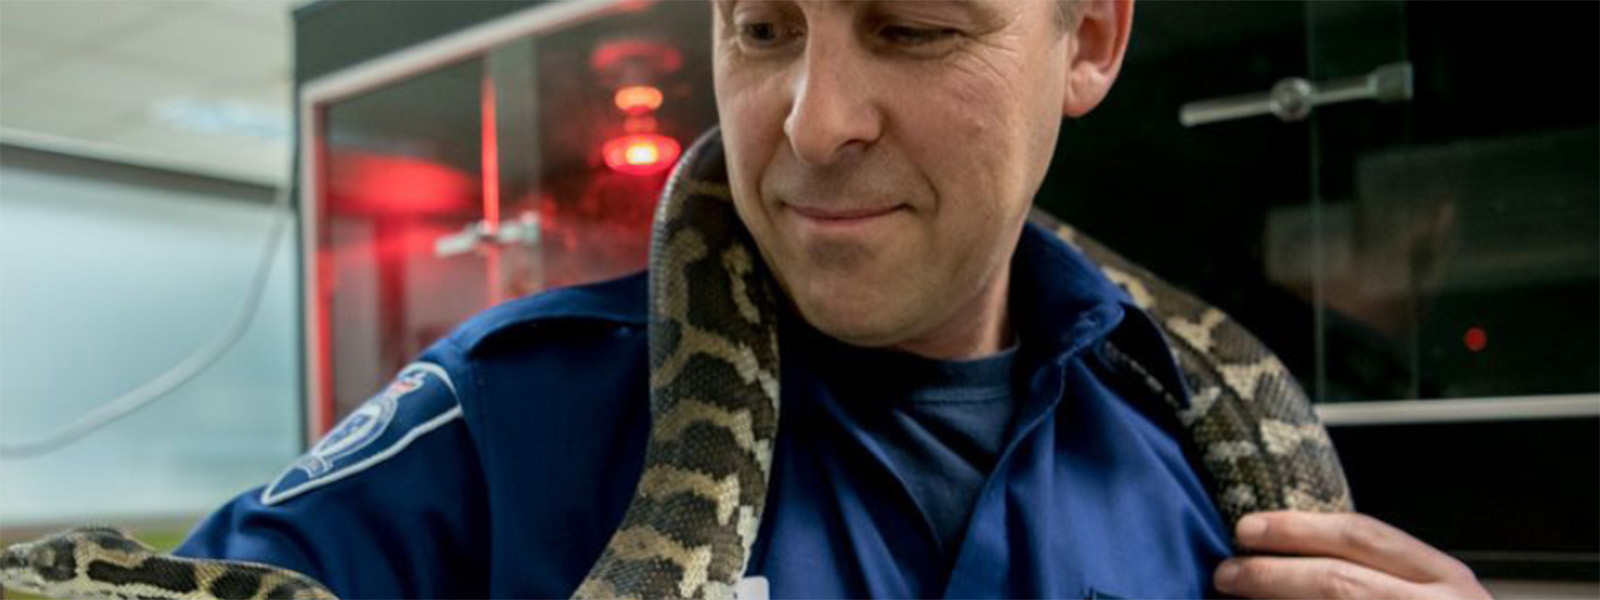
[0,184,294,459]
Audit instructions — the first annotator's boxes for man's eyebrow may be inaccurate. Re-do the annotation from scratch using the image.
[946,0,1001,21]
[870,0,1004,27]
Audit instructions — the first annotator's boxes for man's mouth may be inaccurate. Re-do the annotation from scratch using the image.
[785,204,904,222]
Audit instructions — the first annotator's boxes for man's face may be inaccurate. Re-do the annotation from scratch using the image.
[712,0,1070,350]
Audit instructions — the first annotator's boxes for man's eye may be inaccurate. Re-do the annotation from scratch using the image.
[879,26,958,47]
[738,22,791,49]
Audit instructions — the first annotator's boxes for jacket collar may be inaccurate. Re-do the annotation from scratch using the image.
[1010,221,1131,366]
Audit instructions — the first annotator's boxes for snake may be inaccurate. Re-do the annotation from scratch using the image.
[0,129,1351,600]
[0,526,335,599]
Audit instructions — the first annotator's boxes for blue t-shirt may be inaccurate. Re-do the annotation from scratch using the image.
[803,328,1020,563]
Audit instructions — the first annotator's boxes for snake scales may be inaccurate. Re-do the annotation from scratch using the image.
[1,130,1350,599]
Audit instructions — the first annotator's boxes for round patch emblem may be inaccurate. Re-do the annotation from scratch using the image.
[294,371,424,478]
[261,363,460,506]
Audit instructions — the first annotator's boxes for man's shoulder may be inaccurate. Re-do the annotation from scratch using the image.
[443,270,649,357]
[417,270,651,458]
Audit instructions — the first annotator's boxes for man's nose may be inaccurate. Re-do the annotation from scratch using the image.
[783,42,882,166]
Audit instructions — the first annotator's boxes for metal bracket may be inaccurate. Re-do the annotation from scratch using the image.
[1179,62,1413,127]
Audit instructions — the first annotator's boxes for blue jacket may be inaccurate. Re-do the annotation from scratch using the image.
[177,222,1233,599]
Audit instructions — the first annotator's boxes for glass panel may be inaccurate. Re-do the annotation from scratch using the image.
[1306,0,1599,401]
[1040,0,1320,395]
[319,57,491,420]
[1046,0,1596,577]
[1306,1,1598,578]
[1053,1,1598,405]
[487,0,715,294]
[314,1,716,422]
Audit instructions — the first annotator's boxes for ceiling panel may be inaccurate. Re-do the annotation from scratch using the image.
[203,0,297,24]
[13,55,205,123]
[100,120,288,175]
[0,0,176,46]
[0,88,122,137]
[0,0,295,185]
[0,30,63,80]
[105,6,290,84]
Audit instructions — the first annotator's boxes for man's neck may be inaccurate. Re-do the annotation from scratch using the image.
[890,265,1014,361]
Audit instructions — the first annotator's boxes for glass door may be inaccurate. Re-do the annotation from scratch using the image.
[1040,0,1597,582]
[303,1,716,429]
[1301,1,1598,404]
[1300,0,1598,582]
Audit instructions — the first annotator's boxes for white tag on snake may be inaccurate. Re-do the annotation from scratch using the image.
[736,575,770,600]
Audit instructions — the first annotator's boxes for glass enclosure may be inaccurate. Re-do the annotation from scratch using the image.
[1036,0,1597,578]
[1043,0,1598,405]
[306,1,716,423]
[309,0,1600,420]
[299,0,1598,577]
[1304,1,1597,402]
[309,1,1598,422]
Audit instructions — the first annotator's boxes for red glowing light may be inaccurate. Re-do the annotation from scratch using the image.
[327,150,475,216]
[1464,327,1488,352]
[624,115,659,134]
[481,73,504,305]
[615,86,664,114]
[603,134,681,176]
[481,75,501,230]
[591,40,684,80]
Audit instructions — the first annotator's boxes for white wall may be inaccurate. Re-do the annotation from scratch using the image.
[0,144,299,525]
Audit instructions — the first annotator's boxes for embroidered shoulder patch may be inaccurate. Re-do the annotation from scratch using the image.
[261,362,462,505]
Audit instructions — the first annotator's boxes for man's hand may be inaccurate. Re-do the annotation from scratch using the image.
[1213,511,1492,599]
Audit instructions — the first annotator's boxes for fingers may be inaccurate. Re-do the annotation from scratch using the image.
[1232,511,1475,584]
[1216,511,1492,600]
[1214,556,1441,600]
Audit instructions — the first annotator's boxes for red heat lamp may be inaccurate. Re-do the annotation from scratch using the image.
[603,133,681,176]
[594,38,683,177]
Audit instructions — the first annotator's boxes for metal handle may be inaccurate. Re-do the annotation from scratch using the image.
[1179,62,1413,127]
[434,212,542,258]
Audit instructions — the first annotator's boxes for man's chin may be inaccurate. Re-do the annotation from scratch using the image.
[792,295,914,350]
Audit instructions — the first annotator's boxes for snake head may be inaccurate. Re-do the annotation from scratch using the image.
[2,536,66,596]
[2,526,143,597]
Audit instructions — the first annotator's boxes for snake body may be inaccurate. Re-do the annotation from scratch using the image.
[0,130,1349,600]
[0,526,334,599]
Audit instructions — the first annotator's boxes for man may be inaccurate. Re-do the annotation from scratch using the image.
[178,1,1491,598]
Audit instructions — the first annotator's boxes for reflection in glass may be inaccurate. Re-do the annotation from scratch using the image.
[313,2,715,421]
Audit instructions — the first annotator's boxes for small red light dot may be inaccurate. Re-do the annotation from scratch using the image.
[1464,327,1488,352]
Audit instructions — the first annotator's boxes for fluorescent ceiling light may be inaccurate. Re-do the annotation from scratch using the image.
[154,98,289,142]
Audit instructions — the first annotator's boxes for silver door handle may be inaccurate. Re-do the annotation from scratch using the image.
[1179,62,1413,127]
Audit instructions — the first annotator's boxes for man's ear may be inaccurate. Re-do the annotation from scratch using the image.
[1062,0,1135,118]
